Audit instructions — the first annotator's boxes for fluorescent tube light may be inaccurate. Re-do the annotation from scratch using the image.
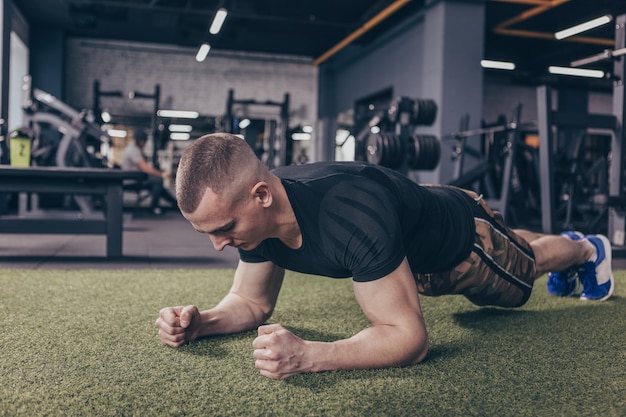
[157,110,199,119]
[238,118,251,129]
[170,133,191,141]
[209,8,228,35]
[555,15,612,40]
[196,43,211,62]
[481,60,515,70]
[168,124,193,132]
[548,66,605,78]
[107,129,127,138]
[291,132,311,141]
[101,111,111,123]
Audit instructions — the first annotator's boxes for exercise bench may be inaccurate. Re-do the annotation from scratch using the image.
[0,166,147,257]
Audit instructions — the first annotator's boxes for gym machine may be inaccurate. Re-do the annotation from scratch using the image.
[11,76,114,218]
[446,104,539,224]
[538,13,626,244]
[128,84,163,168]
[23,77,111,170]
[93,80,175,171]
[537,87,611,235]
[92,80,123,125]
[224,89,291,169]
[354,96,441,173]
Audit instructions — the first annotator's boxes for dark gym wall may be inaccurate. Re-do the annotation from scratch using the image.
[317,0,485,184]
[1,0,11,126]
[30,28,64,99]
[318,12,426,119]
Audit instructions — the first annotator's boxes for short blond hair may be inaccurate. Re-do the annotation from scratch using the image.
[176,132,267,213]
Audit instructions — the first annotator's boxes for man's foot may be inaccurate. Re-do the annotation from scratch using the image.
[546,231,584,297]
[579,234,614,301]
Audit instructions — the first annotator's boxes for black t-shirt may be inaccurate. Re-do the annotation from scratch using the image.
[239,161,475,282]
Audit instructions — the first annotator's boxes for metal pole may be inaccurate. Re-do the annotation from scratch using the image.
[608,14,626,246]
[152,84,160,168]
[537,85,555,233]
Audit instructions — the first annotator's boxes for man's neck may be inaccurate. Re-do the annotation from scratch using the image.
[271,175,302,250]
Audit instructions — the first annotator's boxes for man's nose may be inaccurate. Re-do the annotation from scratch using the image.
[209,234,230,251]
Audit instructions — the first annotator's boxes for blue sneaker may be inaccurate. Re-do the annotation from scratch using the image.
[546,231,584,297]
[579,234,614,301]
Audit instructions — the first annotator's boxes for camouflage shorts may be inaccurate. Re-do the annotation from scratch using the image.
[415,189,537,308]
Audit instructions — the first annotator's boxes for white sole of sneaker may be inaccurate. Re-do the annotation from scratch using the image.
[581,277,614,301]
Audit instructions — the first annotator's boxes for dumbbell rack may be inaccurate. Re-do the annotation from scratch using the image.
[358,96,441,173]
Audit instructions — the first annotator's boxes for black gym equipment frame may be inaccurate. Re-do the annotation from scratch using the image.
[128,84,162,168]
[537,13,626,246]
[447,104,527,224]
[224,88,291,169]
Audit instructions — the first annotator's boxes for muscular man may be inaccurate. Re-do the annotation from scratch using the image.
[155,132,614,379]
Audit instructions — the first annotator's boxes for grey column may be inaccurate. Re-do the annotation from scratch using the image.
[419,0,485,185]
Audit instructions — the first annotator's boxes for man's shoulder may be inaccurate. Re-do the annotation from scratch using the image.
[273,161,399,182]
[124,144,144,158]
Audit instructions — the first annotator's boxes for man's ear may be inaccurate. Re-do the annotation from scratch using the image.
[251,182,272,207]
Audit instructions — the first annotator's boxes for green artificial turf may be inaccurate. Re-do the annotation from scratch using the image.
[1,269,625,417]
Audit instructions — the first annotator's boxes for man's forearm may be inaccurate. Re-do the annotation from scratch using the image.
[196,292,273,338]
[305,325,428,373]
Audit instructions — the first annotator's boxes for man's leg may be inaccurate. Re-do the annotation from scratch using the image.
[515,229,613,301]
[144,175,165,212]
[522,232,594,276]
[545,232,584,296]
[160,187,178,208]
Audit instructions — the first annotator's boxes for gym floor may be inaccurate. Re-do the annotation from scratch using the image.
[0,209,240,270]
[1,207,624,271]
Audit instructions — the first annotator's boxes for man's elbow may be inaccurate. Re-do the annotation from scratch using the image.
[247,299,277,326]
[227,291,276,328]
[406,332,429,365]
[412,343,429,364]
[257,304,275,324]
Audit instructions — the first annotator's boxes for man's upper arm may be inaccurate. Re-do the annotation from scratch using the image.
[352,257,428,364]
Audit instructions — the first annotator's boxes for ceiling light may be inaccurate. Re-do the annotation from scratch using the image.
[157,110,199,119]
[291,132,311,141]
[107,129,127,138]
[238,118,251,129]
[170,132,191,141]
[101,110,111,123]
[555,15,612,40]
[302,125,313,133]
[548,66,605,78]
[480,60,515,70]
[168,124,193,132]
[209,8,228,35]
[370,126,381,134]
[196,43,211,62]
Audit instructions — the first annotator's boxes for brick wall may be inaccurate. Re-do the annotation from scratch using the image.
[64,39,318,127]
